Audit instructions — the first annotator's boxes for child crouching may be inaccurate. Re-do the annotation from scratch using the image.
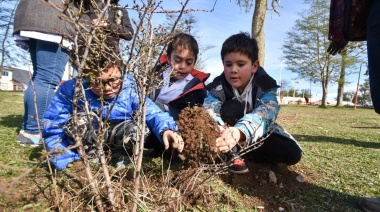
[204,32,303,174]
[43,59,183,170]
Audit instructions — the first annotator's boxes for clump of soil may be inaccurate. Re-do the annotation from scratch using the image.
[177,106,221,167]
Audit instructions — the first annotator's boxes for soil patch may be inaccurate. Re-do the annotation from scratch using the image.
[0,107,313,211]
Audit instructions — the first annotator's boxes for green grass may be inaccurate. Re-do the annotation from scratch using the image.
[277,105,379,210]
[0,91,42,183]
[0,91,379,211]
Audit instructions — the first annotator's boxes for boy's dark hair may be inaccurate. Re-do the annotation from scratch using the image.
[221,32,258,63]
[167,33,199,63]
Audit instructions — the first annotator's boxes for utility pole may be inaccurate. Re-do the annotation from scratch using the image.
[279,59,284,102]
[354,63,367,109]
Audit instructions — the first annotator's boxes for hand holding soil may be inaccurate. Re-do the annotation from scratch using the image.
[162,130,184,152]
[216,127,243,153]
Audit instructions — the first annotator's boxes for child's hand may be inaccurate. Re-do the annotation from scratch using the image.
[162,130,184,152]
[216,127,243,153]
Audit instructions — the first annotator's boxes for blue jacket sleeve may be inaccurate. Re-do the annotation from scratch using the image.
[43,81,80,170]
[235,88,280,145]
[125,75,178,144]
[145,97,178,143]
[203,92,225,125]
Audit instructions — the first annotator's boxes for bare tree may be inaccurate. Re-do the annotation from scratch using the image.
[234,0,281,67]
[329,40,366,106]
[162,13,215,71]
[282,0,335,107]
[48,0,218,211]
[0,0,24,79]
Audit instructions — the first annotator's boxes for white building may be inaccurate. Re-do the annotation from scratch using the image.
[0,63,74,91]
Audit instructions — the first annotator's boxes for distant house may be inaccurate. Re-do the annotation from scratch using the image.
[280,96,308,105]
[0,63,74,91]
[0,67,30,91]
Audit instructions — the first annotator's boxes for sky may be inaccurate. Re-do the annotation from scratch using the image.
[0,0,367,101]
[1,0,368,101]
[111,1,368,101]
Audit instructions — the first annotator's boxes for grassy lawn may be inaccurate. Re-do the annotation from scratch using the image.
[277,105,379,211]
[0,90,379,211]
[0,91,41,184]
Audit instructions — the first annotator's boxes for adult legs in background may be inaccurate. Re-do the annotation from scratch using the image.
[367,1,380,115]
[18,39,69,145]
[358,2,380,211]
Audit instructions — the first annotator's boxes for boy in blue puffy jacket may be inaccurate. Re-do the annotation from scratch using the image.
[43,59,183,170]
[204,32,303,174]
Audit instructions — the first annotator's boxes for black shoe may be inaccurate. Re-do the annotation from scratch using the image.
[359,197,380,212]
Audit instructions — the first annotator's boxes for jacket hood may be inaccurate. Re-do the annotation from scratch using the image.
[160,53,169,64]
[190,69,210,83]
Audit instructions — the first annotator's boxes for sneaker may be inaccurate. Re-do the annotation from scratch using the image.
[17,131,41,147]
[107,120,136,149]
[116,156,131,169]
[228,156,249,174]
[359,197,380,212]
[223,146,249,174]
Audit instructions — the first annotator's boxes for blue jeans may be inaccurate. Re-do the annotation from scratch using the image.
[367,1,380,114]
[22,39,70,134]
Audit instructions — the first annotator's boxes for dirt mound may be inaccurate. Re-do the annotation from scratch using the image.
[176,106,221,167]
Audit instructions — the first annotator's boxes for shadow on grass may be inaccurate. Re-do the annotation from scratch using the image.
[29,146,43,161]
[222,162,362,211]
[293,134,380,149]
[352,126,380,129]
[0,114,22,132]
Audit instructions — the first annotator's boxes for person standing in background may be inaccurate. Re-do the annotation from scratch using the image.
[88,0,134,53]
[13,0,75,147]
[70,0,134,77]
[327,1,380,211]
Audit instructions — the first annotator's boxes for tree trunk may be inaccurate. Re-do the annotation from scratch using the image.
[251,0,267,67]
[336,50,347,106]
[322,86,328,106]
[321,63,331,106]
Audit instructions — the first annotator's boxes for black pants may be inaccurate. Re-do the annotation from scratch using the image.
[221,99,302,165]
[246,133,302,165]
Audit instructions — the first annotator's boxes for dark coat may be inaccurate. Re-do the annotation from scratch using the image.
[205,66,278,107]
[82,1,134,54]
[13,0,76,39]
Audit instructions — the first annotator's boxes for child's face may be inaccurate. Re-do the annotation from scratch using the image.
[223,52,259,93]
[90,65,122,99]
[168,47,195,80]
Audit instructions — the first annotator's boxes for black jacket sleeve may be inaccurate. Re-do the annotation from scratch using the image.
[108,7,134,41]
